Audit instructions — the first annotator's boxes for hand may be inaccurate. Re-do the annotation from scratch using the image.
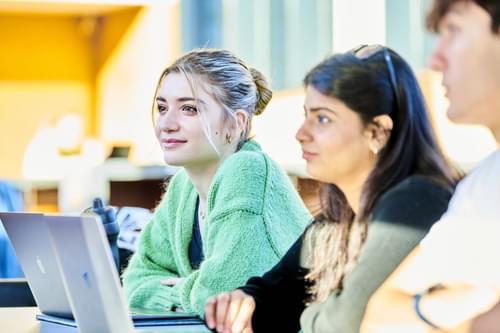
[204,289,255,333]
[421,285,500,329]
[160,277,184,286]
[362,284,499,333]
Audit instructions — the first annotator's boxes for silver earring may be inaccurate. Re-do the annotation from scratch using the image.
[225,133,232,144]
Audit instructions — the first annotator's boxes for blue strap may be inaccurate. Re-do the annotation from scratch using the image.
[414,293,441,330]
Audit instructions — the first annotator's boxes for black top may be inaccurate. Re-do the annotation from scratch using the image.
[240,235,309,333]
[189,203,204,270]
[239,176,453,333]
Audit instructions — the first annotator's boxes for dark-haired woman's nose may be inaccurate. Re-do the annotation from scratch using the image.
[295,120,312,144]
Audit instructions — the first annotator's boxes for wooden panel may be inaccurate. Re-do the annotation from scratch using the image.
[109,178,167,210]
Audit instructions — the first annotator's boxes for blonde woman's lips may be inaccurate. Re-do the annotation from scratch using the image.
[161,138,187,149]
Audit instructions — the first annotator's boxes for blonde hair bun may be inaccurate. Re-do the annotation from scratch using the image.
[250,67,272,115]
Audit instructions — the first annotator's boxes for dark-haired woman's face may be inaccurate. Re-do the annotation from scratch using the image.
[296,86,377,188]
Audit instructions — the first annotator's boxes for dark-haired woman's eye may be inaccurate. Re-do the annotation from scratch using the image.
[182,105,198,115]
[317,114,331,124]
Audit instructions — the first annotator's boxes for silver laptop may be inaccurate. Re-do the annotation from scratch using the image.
[1,212,208,332]
[44,214,208,333]
[0,212,72,318]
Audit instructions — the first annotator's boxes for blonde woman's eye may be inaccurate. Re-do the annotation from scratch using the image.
[157,104,167,114]
[182,105,198,114]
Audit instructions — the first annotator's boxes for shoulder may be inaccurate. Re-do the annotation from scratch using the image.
[218,140,269,178]
[208,140,289,215]
[155,169,194,213]
[371,175,453,229]
[164,169,192,194]
[473,149,500,177]
[376,175,452,207]
[212,140,275,193]
[431,149,500,223]
[453,149,500,197]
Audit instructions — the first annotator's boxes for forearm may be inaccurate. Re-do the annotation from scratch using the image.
[418,286,500,330]
[302,225,429,333]
[361,286,499,333]
[122,252,181,310]
[470,300,500,333]
[182,248,283,317]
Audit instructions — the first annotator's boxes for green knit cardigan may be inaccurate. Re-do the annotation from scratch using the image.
[122,140,311,316]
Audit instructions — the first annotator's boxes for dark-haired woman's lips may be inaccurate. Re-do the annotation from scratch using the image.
[161,138,187,149]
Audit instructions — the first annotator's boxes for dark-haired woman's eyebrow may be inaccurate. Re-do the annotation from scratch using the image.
[307,106,338,116]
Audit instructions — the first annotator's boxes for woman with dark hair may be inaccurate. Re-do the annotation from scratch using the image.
[204,45,460,333]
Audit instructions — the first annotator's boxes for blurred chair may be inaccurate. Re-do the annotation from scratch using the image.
[116,206,153,275]
[0,181,24,278]
[0,181,36,307]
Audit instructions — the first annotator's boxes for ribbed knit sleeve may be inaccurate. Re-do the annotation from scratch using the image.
[300,176,452,333]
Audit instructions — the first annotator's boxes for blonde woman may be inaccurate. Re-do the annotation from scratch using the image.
[122,49,311,316]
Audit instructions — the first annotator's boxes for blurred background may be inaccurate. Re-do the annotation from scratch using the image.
[0,0,497,215]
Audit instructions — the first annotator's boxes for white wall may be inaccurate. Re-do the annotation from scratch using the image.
[332,0,386,53]
[97,2,180,166]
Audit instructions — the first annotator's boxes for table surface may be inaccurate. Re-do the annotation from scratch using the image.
[0,307,40,333]
[0,307,211,333]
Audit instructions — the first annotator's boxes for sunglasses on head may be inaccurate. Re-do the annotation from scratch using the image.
[351,44,400,111]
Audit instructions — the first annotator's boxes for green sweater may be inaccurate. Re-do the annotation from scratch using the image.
[122,140,311,316]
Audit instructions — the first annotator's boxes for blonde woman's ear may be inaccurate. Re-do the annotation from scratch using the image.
[234,109,248,128]
[234,109,249,137]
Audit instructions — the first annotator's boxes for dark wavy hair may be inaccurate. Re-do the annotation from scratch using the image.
[304,47,461,302]
[427,0,500,33]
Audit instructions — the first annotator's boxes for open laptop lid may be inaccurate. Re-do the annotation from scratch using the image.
[45,215,206,332]
[45,214,135,333]
[0,212,72,318]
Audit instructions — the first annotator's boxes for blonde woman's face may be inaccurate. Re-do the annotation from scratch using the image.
[296,86,376,187]
[154,72,229,169]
